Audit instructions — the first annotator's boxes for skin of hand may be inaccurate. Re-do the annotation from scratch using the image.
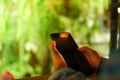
[0,71,13,80]
[49,41,68,71]
[49,41,101,78]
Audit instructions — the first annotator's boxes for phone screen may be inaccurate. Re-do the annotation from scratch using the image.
[51,32,78,54]
[50,32,94,75]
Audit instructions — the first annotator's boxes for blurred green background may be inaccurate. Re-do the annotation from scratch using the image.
[0,0,109,79]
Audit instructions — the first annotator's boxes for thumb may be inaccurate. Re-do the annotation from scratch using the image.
[50,41,67,71]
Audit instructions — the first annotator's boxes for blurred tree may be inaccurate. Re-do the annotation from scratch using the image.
[0,0,109,78]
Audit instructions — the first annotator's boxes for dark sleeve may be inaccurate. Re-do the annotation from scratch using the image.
[97,52,120,80]
[96,57,108,75]
[49,68,85,80]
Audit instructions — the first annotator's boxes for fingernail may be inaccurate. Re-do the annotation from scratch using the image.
[51,41,56,47]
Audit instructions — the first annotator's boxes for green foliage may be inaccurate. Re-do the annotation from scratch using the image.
[0,0,109,79]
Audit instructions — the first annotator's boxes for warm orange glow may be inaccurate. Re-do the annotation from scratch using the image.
[59,33,69,38]
[118,7,120,13]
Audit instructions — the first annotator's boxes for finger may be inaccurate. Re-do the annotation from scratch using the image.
[78,46,94,53]
[50,41,67,71]
[0,72,13,80]
[78,46,101,69]
[78,46,99,56]
[4,71,13,80]
[49,41,58,55]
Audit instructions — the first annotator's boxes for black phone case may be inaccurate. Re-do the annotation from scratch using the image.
[50,32,94,75]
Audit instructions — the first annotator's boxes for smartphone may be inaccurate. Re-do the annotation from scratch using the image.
[50,32,94,75]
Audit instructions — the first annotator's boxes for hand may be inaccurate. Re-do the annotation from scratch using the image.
[78,46,101,78]
[49,41,67,71]
[0,71,13,80]
[49,41,101,77]
[78,46,100,71]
